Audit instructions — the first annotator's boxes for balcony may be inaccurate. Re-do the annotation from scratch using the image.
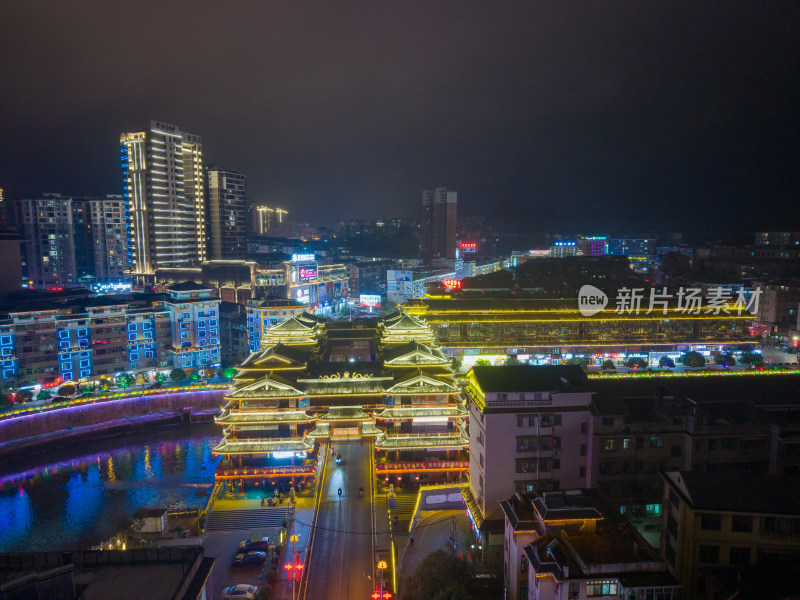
[215,408,314,425]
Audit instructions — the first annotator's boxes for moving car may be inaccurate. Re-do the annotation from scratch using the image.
[232,551,267,566]
[221,584,259,600]
[335,453,342,464]
[238,536,271,552]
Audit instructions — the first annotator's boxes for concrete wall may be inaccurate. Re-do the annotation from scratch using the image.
[0,389,226,452]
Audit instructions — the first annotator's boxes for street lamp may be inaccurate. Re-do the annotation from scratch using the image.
[376,560,389,600]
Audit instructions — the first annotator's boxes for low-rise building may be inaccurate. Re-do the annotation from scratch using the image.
[500,489,679,600]
[661,470,800,599]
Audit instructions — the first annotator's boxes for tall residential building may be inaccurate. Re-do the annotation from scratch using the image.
[120,120,207,277]
[19,194,78,287]
[206,165,247,259]
[420,187,457,262]
[19,194,127,287]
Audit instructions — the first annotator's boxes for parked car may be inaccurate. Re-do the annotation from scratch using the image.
[221,584,259,600]
[238,536,271,552]
[232,551,267,566]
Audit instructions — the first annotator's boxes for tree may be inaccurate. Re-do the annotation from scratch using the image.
[680,351,706,368]
[402,550,478,600]
[189,371,200,382]
[170,368,187,383]
[739,352,763,366]
[503,354,519,366]
[601,359,616,371]
[156,372,166,383]
[565,357,590,373]
[474,359,490,367]
[625,358,647,370]
[659,356,675,369]
[714,353,736,367]
[223,367,237,381]
[37,389,50,401]
[58,382,77,397]
[116,372,135,390]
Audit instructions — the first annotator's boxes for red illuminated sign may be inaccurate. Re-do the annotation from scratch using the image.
[460,242,477,249]
[441,279,462,289]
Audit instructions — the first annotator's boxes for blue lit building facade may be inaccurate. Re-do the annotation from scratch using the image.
[246,298,306,352]
[164,282,221,371]
[0,287,220,390]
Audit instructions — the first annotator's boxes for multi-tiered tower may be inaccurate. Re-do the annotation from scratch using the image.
[214,311,468,483]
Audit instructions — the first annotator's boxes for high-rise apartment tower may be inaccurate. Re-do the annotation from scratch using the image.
[420,187,457,262]
[120,120,207,277]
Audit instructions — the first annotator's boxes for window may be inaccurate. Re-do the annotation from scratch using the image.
[586,580,618,596]
[515,459,534,474]
[669,488,680,509]
[646,503,662,515]
[603,439,616,452]
[721,438,737,450]
[580,444,587,456]
[516,415,525,427]
[701,514,722,531]
[553,415,562,426]
[665,544,676,567]
[667,514,678,538]
[623,438,631,449]
[602,416,614,426]
[729,546,750,566]
[698,544,719,563]
[541,415,552,427]
[731,516,753,532]
[528,416,536,427]
[579,466,586,478]
[636,436,644,449]
[649,436,664,448]
[479,453,484,468]
[708,439,717,451]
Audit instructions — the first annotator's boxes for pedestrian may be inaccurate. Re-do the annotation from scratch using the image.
[409,537,414,548]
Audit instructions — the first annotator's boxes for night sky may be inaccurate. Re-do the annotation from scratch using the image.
[1,2,797,239]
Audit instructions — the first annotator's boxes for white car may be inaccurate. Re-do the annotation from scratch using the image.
[221,584,259,600]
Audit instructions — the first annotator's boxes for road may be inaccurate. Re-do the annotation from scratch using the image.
[304,441,374,600]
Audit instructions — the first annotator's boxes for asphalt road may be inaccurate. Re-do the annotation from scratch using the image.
[304,441,374,600]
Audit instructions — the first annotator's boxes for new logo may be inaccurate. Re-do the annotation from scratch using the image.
[578,285,608,316]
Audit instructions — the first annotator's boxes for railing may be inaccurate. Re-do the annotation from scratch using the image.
[760,531,800,542]
[215,465,316,479]
[376,460,468,472]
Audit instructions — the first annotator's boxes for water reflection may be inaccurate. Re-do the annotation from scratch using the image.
[0,424,221,552]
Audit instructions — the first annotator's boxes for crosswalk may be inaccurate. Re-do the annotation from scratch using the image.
[204,506,293,532]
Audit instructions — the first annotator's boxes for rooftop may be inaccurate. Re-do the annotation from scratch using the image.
[470,364,587,393]
[665,470,800,515]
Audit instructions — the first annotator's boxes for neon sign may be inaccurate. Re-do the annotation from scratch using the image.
[292,253,315,262]
[359,294,381,307]
[442,279,462,289]
[298,267,317,282]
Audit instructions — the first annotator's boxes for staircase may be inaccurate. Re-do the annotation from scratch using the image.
[204,506,293,532]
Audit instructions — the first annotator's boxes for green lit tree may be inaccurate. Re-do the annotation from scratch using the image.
[680,351,706,368]
[37,389,50,401]
[474,359,490,367]
[714,353,736,367]
[169,368,187,383]
[190,371,200,382]
[625,358,647,370]
[156,372,166,383]
[659,356,675,369]
[116,372,135,390]
[739,352,763,366]
[223,367,237,381]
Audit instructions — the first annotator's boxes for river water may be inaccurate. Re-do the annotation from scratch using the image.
[0,423,221,552]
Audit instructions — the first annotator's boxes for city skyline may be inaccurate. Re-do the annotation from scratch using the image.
[1,2,798,237]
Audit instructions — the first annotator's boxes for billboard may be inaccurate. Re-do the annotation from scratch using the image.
[360,294,381,307]
[298,266,317,282]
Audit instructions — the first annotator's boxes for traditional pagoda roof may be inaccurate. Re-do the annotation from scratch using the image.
[240,343,315,368]
[317,406,372,421]
[385,370,459,394]
[213,437,313,455]
[227,373,303,397]
[374,405,468,420]
[383,341,450,365]
[375,432,469,450]
[216,409,314,425]
[305,423,331,439]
